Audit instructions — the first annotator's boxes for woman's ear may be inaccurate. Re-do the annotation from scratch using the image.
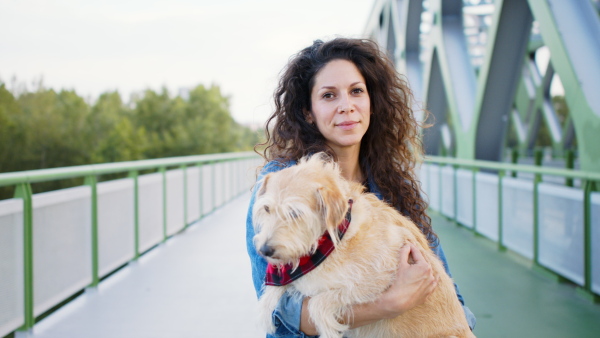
[304,110,314,124]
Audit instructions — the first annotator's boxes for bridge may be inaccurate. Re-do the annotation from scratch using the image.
[2,0,600,337]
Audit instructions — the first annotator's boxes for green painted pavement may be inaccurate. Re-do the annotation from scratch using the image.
[432,212,600,338]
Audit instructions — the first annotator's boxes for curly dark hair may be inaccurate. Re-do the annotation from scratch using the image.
[256,37,436,245]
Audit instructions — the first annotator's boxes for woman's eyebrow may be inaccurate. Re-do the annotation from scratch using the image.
[318,82,365,90]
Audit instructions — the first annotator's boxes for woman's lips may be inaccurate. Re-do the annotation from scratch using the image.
[336,121,358,130]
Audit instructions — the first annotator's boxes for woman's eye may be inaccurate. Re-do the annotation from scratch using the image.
[264,205,270,213]
[352,88,364,94]
[322,92,334,99]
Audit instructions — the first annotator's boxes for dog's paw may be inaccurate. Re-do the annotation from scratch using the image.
[308,295,349,338]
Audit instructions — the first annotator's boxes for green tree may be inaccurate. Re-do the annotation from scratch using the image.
[1,81,259,176]
[185,84,239,154]
[88,91,146,163]
[0,84,23,173]
[16,89,90,169]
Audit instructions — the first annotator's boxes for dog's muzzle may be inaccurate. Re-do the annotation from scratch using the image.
[259,244,275,258]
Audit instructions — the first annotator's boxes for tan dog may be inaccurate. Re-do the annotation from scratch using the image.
[252,153,475,338]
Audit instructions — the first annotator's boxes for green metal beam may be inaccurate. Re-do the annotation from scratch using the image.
[527,0,600,172]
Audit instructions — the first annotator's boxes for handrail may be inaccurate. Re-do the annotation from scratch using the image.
[0,151,260,336]
[425,155,600,180]
[0,151,257,187]
[423,155,600,304]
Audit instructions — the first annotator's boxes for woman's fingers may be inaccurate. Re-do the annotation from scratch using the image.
[407,243,425,264]
[398,244,412,264]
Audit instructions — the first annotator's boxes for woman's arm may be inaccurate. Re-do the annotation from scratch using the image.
[300,244,437,335]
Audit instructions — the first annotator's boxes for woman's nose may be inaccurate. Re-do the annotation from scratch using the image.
[338,94,353,113]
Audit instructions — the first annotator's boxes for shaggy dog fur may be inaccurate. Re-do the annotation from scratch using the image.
[252,153,475,338]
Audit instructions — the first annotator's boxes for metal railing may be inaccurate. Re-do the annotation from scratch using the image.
[0,152,261,336]
[423,155,600,303]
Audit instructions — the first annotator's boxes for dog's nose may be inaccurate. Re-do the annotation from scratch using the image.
[260,244,275,257]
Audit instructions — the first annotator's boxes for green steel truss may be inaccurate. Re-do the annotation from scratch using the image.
[365,0,600,172]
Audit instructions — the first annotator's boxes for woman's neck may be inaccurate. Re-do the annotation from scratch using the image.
[334,146,363,183]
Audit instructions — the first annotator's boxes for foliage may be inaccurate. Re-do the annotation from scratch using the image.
[0,81,263,198]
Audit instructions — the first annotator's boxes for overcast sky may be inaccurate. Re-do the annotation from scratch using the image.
[0,0,375,126]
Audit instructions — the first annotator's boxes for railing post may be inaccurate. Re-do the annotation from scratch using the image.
[498,169,506,251]
[579,180,600,302]
[160,167,167,241]
[197,163,204,219]
[211,161,217,211]
[510,148,519,178]
[14,182,34,331]
[533,167,541,266]
[565,149,574,187]
[453,164,458,225]
[84,175,99,287]
[438,163,443,214]
[472,167,478,234]
[181,165,188,228]
[232,160,236,200]
[128,170,140,259]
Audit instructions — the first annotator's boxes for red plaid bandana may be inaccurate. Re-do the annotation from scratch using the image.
[265,199,353,286]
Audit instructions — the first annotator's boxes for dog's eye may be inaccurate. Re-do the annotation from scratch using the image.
[264,205,270,213]
[290,209,301,219]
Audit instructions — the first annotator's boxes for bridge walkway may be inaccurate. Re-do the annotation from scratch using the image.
[16,193,600,338]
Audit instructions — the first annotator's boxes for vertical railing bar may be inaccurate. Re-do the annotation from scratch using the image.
[232,160,236,199]
[160,166,167,242]
[15,182,34,332]
[533,149,543,265]
[511,148,518,178]
[181,165,188,228]
[227,160,231,203]
[438,163,443,214]
[238,159,242,196]
[235,159,239,197]
[498,169,506,251]
[565,149,574,187]
[128,170,140,260]
[583,180,593,293]
[533,176,544,268]
[472,167,478,234]
[580,179,600,302]
[453,164,459,225]
[84,175,99,287]
[198,162,204,219]
[211,161,216,212]
[227,160,231,202]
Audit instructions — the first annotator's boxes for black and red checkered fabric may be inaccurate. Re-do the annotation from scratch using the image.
[265,199,353,286]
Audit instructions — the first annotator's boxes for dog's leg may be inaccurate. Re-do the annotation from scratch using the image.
[307,290,349,338]
[257,286,287,333]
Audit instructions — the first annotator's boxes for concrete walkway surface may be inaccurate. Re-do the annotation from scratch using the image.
[17,192,263,338]
[13,193,600,338]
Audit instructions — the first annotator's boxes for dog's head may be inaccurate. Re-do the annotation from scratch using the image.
[252,153,349,267]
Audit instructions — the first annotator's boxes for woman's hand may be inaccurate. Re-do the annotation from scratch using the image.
[300,243,437,334]
[374,243,438,319]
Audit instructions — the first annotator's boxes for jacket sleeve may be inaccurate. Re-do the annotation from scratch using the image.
[246,161,315,337]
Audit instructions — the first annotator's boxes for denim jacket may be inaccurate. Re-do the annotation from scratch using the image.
[246,160,476,337]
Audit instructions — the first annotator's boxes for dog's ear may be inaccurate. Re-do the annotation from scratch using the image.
[316,185,346,245]
[257,173,271,197]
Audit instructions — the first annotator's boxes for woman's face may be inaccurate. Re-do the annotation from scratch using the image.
[308,59,371,154]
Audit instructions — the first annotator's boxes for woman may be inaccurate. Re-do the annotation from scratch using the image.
[246,38,475,337]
